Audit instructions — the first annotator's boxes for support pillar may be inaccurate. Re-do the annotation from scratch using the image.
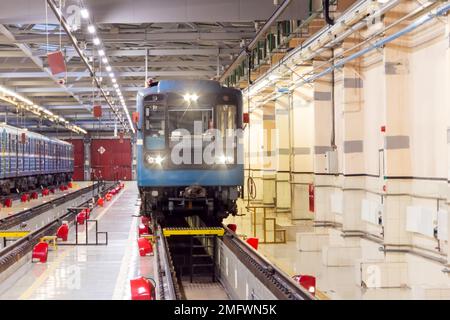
[274,94,291,211]
[291,65,315,220]
[83,137,91,181]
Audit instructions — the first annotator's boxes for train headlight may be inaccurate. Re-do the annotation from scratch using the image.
[146,154,164,165]
[155,155,164,165]
[183,93,199,102]
[146,154,155,164]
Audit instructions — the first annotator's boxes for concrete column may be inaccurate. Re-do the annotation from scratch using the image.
[83,137,91,181]
[382,24,413,249]
[445,13,450,267]
[274,94,291,211]
[244,107,264,203]
[291,66,315,220]
[262,102,276,205]
[312,51,339,225]
[341,43,365,235]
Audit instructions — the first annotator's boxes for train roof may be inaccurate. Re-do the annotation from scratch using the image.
[137,80,241,99]
[0,123,72,146]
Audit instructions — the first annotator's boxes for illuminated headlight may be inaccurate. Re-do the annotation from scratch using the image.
[217,155,234,164]
[146,154,164,165]
[155,155,164,165]
[146,155,155,164]
[183,93,199,102]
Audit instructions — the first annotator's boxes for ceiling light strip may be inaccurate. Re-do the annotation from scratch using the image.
[0,85,87,134]
[45,0,129,132]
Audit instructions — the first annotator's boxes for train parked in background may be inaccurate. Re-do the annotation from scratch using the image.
[136,80,244,223]
[0,123,74,195]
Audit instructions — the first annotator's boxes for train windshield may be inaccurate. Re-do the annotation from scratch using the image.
[144,102,237,152]
[168,107,213,145]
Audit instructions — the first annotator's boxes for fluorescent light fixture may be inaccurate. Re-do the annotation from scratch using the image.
[109,72,114,78]
[87,25,96,34]
[93,37,100,46]
[106,66,112,72]
[98,49,105,57]
[113,83,119,89]
[112,78,117,83]
[102,57,108,64]
[80,8,90,19]
[268,73,280,81]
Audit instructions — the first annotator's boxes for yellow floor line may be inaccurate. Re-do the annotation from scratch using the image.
[19,186,126,300]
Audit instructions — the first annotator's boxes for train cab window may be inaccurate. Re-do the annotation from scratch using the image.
[144,104,166,150]
[168,107,213,147]
[217,105,237,137]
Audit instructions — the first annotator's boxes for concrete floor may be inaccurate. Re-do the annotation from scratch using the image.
[0,182,154,300]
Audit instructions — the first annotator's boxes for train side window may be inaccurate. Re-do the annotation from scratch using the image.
[144,104,166,150]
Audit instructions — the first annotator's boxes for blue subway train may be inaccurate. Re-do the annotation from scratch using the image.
[0,123,74,195]
[137,80,244,222]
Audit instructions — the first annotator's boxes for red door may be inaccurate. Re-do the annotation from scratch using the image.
[65,139,84,181]
[90,139,132,181]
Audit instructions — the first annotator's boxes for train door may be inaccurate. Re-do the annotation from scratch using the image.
[24,136,29,175]
[39,140,43,172]
[57,144,60,172]
[11,134,17,177]
[29,138,33,174]
[18,134,23,174]
[7,133,10,176]
[1,129,6,178]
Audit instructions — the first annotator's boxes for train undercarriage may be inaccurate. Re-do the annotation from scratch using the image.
[0,172,72,195]
[139,185,240,224]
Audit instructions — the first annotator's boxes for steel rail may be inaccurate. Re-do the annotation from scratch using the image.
[0,181,118,275]
[0,182,104,231]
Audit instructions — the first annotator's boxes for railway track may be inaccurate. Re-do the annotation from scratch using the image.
[155,217,314,301]
[0,181,119,275]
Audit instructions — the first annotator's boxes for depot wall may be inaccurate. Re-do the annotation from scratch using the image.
[243,6,450,264]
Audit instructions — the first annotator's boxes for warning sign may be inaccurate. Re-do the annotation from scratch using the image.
[98,146,106,154]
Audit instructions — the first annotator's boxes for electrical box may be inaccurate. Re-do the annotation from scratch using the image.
[325,150,338,174]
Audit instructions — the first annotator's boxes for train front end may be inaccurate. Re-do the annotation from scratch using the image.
[137,80,244,223]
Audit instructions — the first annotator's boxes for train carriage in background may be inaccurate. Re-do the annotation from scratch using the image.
[137,80,244,223]
[0,123,74,195]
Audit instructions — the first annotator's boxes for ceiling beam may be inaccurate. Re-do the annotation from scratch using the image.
[0,0,308,24]
[0,70,215,78]
[12,31,255,43]
[16,87,142,93]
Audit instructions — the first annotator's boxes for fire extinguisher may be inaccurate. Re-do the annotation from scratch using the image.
[308,184,314,213]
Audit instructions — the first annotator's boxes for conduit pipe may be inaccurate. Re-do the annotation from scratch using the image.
[246,0,400,100]
[219,0,294,82]
[250,0,448,109]
[299,2,450,86]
